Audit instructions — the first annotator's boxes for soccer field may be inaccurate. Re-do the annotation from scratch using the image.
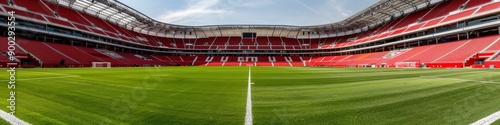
[1,67,500,125]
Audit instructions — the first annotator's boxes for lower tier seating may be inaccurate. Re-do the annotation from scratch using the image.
[7,34,500,68]
[17,39,79,67]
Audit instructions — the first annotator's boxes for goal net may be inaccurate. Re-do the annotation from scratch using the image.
[395,61,419,68]
[357,64,369,68]
[92,62,111,68]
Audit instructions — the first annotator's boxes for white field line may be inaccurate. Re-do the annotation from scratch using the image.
[420,76,500,84]
[245,67,253,125]
[419,70,496,78]
[0,75,80,82]
[0,110,31,125]
[470,111,500,125]
[21,71,73,76]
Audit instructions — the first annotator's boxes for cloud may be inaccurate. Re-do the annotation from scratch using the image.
[157,0,227,23]
[310,0,356,24]
[151,0,376,26]
[155,0,276,25]
[291,0,316,12]
[331,0,354,18]
[237,0,275,8]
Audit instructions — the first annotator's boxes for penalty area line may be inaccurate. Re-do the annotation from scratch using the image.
[0,110,31,125]
[470,110,500,125]
[245,67,253,125]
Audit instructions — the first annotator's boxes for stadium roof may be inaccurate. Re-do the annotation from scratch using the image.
[45,0,443,38]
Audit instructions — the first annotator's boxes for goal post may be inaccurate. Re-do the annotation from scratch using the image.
[395,61,420,68]
[92,62,111,68]
[357,64,377,68]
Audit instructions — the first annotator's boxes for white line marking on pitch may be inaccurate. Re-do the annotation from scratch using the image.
[245,67,253,125]
[0,75,80,82]
[22,71,73,76]
[470,111,500,125]
[0,110,31,125]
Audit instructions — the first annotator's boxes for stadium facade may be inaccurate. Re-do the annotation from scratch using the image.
[1,0,500,68]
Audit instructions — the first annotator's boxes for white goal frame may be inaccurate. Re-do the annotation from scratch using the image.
[92,62,111,68]
[357,64,373,68]
[395,61,418,68]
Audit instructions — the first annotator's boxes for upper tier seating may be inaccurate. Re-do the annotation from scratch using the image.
[391,7,432,30]
[441,9,476,23]
[465,0,492,9]
[42,1,92,26]
[14,0,53,16]
[2,6,47,21]
[477,2,500,14]
[421,0,468,21]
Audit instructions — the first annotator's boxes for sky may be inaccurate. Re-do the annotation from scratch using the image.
[118,0,379,26]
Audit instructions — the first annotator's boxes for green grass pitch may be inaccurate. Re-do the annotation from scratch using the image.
[0,117,8,124]
[0,67,499,125]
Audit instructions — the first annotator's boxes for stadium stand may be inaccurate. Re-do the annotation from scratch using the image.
[476,2,500,14]
[1,0,500,68]
[421,0,468,21]
[384,40,473,67]
[16,39,79,67]
[43,1,91,26]
[0,53,10,62]
[465,0,493,9]
[45,42,101,67]
[14,0,54,16]
[433,35,499,63]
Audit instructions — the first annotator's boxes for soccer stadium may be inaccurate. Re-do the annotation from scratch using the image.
[0,0,500,124]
